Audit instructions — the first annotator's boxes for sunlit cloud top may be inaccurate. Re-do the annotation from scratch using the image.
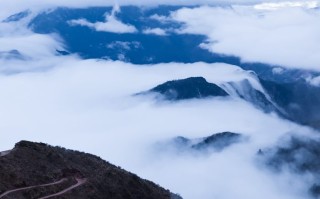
[254,1,319,10]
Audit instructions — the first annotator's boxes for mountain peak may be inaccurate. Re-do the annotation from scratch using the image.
[149,76,228,100]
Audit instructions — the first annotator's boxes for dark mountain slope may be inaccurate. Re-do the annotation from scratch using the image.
[192,132,244,151]
[143,77,281,114]
[147,77,228,100]
[0,141,181,199]
[142,75,320,130]
[258,135,320,198]
[158,132,246,155]
[260,79,320,129]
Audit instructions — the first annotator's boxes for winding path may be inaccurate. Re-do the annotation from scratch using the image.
[0,178,67,198]
[0,150,11,157]
[38,178,87,199]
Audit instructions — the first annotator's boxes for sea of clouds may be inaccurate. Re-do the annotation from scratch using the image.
[0,1,320,199]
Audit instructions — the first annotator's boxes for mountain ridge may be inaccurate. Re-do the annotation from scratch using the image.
[0,140,182,199]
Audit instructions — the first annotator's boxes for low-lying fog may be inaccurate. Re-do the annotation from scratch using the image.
[0,57,317,199]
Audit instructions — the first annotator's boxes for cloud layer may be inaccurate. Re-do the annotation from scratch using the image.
[0,20,315,197]
[0,48,316,199]
[170,6,320,70]
[1,2,320,199]
[143,28,168,36]
[1,0,319,20]
[68,6,137,34]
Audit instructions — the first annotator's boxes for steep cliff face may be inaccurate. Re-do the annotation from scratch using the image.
[0,141,181,199]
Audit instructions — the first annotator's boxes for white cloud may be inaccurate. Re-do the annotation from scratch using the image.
[0,53,317,199]
[68,4,137,34]
[150,14,172,23]
[143,28,168,36]
[0,33,64,59]
[0,21,317,197]
[1,0,319,20]
[106,41,141,50]
[0,18,69,71]
[306,75,320,86]
[171,6,320,71]
[68,14,137,34]
[272,67,285,74]
[254,1,318,10]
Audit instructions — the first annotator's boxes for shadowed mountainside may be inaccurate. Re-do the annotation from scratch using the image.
[143,76,320,130]
[0,141,182,199]
[258,135,320,198]
[157,132,246,155]
[260,79,320,129]
[147,77,228,100]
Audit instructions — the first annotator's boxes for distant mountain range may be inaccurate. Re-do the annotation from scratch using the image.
[4,6,319,129]
[161,132,246,154]
[258,134,320,197]
[143,76,320,129]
